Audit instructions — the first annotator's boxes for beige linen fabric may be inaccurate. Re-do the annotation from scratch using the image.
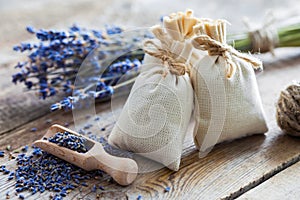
[163,9,198,41]
[108,25,194,171]
[190,19,268,153]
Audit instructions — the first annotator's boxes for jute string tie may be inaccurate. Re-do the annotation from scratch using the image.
[192,35,262,78]
[243,15,279,55]
[143,40,190,77]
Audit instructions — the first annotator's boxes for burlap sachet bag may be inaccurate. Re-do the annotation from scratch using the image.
[108,23,194,171]
[190,19,268,154]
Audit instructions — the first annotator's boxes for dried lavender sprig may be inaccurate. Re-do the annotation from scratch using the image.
[50,58,141,111]
[12,25,147,99]
[50,76,137,112]
[228,16,300,52]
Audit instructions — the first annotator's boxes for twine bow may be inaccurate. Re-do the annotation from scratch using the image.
[192,35,262,78]
[143,40,190,77]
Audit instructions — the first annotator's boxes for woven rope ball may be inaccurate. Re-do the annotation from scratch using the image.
[276,82,300,136]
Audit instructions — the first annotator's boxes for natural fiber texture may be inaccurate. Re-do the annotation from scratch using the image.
[243,15,279,55]
[276,82,300,136]
[108,25,193,171]
[190,19,268,153]
[192,35,262,78]
[143,40,190,76]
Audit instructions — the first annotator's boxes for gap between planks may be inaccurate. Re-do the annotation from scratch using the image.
[225,154,300,199]
[1,105,300,199]
[1,51,300,199]
[237,160,300,199]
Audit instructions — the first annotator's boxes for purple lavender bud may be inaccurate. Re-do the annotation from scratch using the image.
[13,45,21,51]
[26,26,35,34]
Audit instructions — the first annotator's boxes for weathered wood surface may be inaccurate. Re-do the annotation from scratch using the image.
[1,0,300,199]
[238,162,300,200]
[0,49,300,199]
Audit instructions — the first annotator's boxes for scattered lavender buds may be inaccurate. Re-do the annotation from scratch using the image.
[48,131,88,153]
[91,184,97,192]
[30,127,37,132]
[0,128,133,199]
[3,144,103,199]
[165,186,170,192]
[21,145,29,152]
[0,165,10,174]
[98,185,105,190]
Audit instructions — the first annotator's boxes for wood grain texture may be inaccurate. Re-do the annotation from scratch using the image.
[0,54,300,199]
[1,0,300,199]
[238,162,300,200]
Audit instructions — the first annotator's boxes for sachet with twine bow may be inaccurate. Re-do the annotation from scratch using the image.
[108,12,196,171]
[190,19,268,154]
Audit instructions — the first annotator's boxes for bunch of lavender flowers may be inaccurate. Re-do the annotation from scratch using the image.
[12,25,147,110]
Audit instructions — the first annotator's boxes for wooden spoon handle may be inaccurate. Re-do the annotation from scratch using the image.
[100,156,138,186]
[88,147,138,186]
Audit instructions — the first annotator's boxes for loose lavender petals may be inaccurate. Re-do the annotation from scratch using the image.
[1,128,134,199]
[30,127,37,132]
[1,134,103,199]
[48,131,87,153]
[165,186,170,192]
[11,148,104,198]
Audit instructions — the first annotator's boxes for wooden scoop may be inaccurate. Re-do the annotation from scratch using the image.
[33,124,138,186]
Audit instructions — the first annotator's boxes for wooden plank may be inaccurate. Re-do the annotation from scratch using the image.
[0,91,62,135]
[0,50,300,199]
[238,161,300,200]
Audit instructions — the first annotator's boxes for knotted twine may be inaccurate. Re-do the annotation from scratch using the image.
[192,35,262,78]
[276,82,300,136]
[243,14,279,55]
[143,40,190,77]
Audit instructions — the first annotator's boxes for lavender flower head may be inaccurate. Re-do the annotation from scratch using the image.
[12,24,148,109]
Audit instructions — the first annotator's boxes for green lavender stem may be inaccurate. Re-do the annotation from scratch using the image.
[227,23,300,52]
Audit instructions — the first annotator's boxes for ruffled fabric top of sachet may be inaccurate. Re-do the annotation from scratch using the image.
[161,10,263,75]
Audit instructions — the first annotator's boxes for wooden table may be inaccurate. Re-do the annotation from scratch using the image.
[1,0,300,199]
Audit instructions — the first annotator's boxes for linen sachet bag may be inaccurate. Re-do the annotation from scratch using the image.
[108,15,195,171]
[190,19,268,153]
